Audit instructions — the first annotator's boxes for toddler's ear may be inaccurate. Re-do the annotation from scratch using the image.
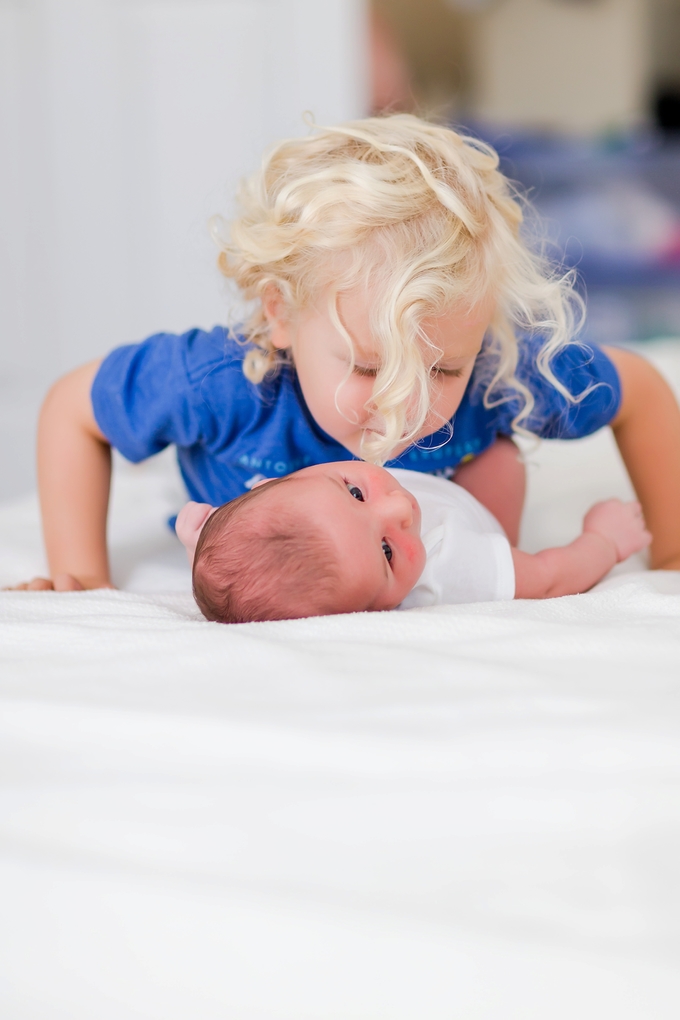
[262,285,291,351]
[175,502,217,563]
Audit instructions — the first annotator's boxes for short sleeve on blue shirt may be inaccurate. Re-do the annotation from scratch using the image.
[492,335,622,439]
[91,327,253,463]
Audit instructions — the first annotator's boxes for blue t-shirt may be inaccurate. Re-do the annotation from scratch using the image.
[91,326,621,506]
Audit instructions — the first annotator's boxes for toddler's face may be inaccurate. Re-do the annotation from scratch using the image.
[265,285,491,460]
[270,461,426,612]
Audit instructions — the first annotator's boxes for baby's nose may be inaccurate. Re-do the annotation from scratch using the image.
[385,489,414,528]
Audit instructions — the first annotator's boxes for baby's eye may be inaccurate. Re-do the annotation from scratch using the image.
[382,540,392,562]
[352,365,379,378]
[347,483,364,502]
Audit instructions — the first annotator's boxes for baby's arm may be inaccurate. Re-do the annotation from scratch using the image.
[512,499,651,599]
[16,361,113,590]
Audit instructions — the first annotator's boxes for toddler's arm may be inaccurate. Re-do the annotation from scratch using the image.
[454,435,525,545]
[605,347,680,570]
[16,361,114,590]
[512,499,651,599]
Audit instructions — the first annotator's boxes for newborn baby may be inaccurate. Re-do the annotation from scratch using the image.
[175,462,651,623]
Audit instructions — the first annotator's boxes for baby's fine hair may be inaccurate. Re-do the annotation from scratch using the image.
[214,114,584,464]
[192,480,341,623]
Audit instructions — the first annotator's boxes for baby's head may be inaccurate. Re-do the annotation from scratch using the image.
[176,463,426,623]
[215,114,580,464]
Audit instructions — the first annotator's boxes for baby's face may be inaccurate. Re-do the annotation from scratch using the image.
[273,462,426,612]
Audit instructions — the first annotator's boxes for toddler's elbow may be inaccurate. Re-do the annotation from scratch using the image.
[40,360,105,437]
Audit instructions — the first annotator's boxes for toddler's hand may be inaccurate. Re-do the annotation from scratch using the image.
[583,499,652,563]
[4,574,113,592]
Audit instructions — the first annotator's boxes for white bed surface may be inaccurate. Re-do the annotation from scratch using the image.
[2,340,680,1019]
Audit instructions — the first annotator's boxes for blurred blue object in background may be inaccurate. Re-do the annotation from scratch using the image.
[464,122,680,347]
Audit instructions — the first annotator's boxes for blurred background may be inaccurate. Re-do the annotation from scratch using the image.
[1,0,680,497]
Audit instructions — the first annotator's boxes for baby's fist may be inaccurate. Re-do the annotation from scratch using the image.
[583,499,652,563]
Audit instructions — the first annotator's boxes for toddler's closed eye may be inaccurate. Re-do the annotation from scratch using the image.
[432,366,464,378]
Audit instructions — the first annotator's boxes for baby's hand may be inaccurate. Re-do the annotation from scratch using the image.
[583,500,652,563]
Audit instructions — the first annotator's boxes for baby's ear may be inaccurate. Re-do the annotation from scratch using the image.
[175,502,218,563]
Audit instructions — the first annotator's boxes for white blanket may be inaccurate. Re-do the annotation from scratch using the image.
[2,342,680,1019]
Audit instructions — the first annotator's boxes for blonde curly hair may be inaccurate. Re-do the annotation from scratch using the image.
[213,114,583,464]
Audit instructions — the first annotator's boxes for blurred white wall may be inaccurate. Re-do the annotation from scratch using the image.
[471,0,650,133]
[0,0,366,497]
[0,0,368,383]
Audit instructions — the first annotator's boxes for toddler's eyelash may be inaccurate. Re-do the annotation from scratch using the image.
[432,366,464,378]
[354,363,464,379]
[354,364,464,379]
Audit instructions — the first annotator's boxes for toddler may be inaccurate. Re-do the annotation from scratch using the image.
[176,461,651,623]
[13,114,680,593]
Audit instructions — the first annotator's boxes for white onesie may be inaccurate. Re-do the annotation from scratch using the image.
[388,469,516,610]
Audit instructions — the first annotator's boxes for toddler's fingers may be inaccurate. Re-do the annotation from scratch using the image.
[25,577,55,591]
[53,573,84,592]
[27,579,54,595]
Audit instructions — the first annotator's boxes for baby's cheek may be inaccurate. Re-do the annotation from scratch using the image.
[400,535,426,573]
[401,537,419,563]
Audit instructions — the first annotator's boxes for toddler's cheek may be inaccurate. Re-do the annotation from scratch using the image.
[424,381,467,431]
